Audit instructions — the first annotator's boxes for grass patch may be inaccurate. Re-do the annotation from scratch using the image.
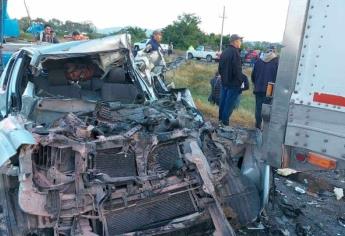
[166,61,255,127]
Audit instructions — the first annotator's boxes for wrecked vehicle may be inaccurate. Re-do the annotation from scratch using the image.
[0,35,267,235]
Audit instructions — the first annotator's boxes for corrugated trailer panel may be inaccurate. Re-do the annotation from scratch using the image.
[290,0,345,111]
[285,0,345,163]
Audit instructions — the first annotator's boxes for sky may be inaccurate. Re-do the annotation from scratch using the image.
[8,0,290,42]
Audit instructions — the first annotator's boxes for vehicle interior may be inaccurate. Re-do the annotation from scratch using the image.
[13,52,145,126]
[34,56,140,103]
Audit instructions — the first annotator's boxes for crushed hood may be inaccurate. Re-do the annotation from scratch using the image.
[0,116,35,167]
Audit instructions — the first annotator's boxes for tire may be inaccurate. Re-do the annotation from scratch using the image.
[206,55,212,63]
[187,53,193,60]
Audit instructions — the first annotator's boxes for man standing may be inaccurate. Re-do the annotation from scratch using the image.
[218,34,243,126]
[144,30,165,67]
[37,24,59,44]
[144,30,163,53]
[168,42,174,55]
[251,46,279,129]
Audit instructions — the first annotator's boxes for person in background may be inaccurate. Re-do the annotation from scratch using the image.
[72,31,82,40]
[143,29,166,67]
[208,72,222,106]
[251,45,279,129]
[168,42,174,55]
[218,34,244,126]
[144,30,163,53]
[37,24,59,43]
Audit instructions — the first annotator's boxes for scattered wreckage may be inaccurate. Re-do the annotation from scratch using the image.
[0,35,268,235]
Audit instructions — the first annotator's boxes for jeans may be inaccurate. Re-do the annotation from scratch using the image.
[234,94,241,110]
[255,93,270,129]
[218,87,241,125]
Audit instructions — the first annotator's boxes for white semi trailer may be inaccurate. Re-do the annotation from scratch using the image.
[262,0,345,172]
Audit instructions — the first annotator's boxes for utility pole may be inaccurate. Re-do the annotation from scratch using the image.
[219,6,226,52]
[23,0,32,22]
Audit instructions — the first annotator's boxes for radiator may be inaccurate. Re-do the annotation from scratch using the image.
[150,143,183,171]
[94,148,137,177]
[105,190,196,235]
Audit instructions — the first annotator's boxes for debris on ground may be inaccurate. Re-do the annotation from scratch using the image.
[277,168,298,177]
[279,202,304,219]
[294,187,306,195]
[295,223,312,236]
[237,170,345,236]
[333,187,344,200]
[338,217,345,228]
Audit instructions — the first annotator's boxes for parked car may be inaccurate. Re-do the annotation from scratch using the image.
[0,34,266,235]
[133,38,169,52]
[186,45,220,62]
[244,50,260,66]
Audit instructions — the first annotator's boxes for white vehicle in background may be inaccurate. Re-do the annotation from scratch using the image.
[133,39,169,52]
[186,45,220,62]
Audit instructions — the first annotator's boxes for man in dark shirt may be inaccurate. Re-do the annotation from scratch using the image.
[251,46,279,129]
[144,30,163,53]
[218,34,243,125]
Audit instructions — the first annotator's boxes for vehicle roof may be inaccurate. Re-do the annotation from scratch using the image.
[24,34,131,64]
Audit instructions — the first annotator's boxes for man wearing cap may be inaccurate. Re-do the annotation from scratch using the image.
[251,46,279,129]
[144,30,163,53]
[218,34,243,126]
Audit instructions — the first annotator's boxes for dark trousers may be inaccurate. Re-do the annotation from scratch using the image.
[255,93,270,129]
[218,86,240,125]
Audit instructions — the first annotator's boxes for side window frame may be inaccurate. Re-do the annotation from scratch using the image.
[0,57,16,90]
[0,56,16,119]
[5,50,26,116]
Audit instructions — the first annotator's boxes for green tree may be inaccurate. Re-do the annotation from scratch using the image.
[163,13,204,50]
[125,27,146,43]
[18,16,31,32]
[18,17,100,38]
[111,26,146,44]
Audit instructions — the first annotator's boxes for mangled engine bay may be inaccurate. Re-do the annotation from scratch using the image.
[2,41,261,235]
[14,97,259,235]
